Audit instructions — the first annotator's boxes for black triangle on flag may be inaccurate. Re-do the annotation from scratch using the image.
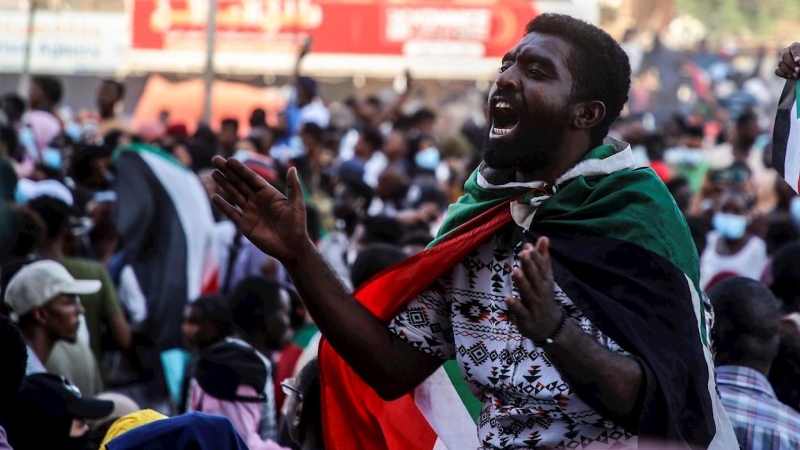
[772,79,800,193]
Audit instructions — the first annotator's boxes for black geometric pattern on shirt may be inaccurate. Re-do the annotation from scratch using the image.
[393,237,638,449]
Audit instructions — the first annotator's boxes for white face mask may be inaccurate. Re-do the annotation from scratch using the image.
[712,212,748,240]
[414,146,440,170]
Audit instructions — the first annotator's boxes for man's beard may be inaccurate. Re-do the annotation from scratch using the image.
[482,107,571,173]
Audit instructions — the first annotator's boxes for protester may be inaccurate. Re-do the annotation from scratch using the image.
[4,260,98,375]
[22,76,63,158]
[219,119,240,159]
[189,276,292,449]
[4,373,114,450]
[700,189,767,289]
[709,277,800,449]
[281,359,323,450]
[104,412,249,450]
[0,315,27,450]
[769,242,800,412]
[211,13,737,448]
[97,79,131,137]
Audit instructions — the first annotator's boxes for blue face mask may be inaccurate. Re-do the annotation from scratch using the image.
[414,146,440,171]
[791,197,800,225]
[42,147,62,169]
[713,212,748,240]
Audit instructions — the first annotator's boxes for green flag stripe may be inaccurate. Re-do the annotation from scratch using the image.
[443,359,482,422]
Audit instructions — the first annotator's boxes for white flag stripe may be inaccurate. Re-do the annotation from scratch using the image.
[784,101,800,193]
[414,367,481,450]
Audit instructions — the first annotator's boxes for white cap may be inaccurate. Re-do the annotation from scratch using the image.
[16,178,74,206]
[4,261,101,322]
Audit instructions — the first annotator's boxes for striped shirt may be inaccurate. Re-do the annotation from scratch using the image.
[717,365,800,450]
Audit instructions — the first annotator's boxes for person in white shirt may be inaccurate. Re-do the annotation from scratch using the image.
[3,260,100,375]
[700,189,767,290]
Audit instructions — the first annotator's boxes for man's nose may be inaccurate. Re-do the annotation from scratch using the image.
[495,66,520,92]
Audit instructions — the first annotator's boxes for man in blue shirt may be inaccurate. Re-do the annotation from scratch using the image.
[709,277,800,449]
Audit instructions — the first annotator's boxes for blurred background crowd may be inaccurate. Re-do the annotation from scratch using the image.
[2,0,800,449]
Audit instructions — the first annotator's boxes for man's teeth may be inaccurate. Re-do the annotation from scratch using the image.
[495,101,512,109]
[492,127,511,135]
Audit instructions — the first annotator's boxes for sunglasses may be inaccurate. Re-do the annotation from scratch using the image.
[281,378,303,401]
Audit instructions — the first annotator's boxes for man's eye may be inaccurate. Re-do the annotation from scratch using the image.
[528,69,545,78]
[499,64,512,73]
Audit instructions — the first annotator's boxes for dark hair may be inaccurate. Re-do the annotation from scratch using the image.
[643,133,666,162]
[685,215,710,256]
[249,109,267,128]
[359,128,384,152]
[26,196,73,241]
[102,79,125,99]
[525,14,631,144]
[708,277,781,366]
[0,315,27,421]
[69,144,112,184]
[300,122,323,143]
[771,242,800,313]
[1,93,25,116]
[296,358,322,437]
[221,118,239,131]
[32,76,63,105]
[229,277,286,334]
[191,295,233,338]
[736,109,758,129]
[360,216,406,245]
[350,244,407,290]
[765,219,799,256]
[2,205,45,261]
[411,108,436,124]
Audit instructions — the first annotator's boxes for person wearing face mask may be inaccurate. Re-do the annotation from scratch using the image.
[700,189,768,290]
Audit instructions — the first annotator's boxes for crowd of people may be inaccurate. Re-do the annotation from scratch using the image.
[1,11,800,449]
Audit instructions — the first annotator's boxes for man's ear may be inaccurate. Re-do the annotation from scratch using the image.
[780,312,800,341]
[32,307,48,325]
[572,100,606,131]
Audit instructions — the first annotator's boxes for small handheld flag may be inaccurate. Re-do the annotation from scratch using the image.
[773,79,800,193]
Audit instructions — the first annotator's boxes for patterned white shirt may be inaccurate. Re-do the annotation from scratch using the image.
[390,236,638,449]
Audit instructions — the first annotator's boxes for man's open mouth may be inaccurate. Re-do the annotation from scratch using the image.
[489,98,520,139]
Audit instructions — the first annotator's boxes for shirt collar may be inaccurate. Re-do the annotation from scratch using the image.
[716,365,777,399]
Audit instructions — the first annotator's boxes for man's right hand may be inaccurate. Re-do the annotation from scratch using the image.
[776,43,800,79]
[211,156,310,263]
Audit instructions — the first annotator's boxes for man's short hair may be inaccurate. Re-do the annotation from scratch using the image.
[771,242,800,313]
[359,128,384,152]
[350,244,407,290]
[229,276,286,334]
[296,358,321,434]
[26,196,73,241]
[32,76,63,105]
[525,14,631,143]
[102,79,125,99]
[708,277,781,364]
[192,295,233,338]
[300,123,323,143]
[1,93,25,115]
[221,118,239,131]
[0,315,27,421]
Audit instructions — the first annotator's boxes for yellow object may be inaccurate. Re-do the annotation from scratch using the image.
[100,409,168,449]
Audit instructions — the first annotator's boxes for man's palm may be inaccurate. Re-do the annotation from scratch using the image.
[212,156,308,262]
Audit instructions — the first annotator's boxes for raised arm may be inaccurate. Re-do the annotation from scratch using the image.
[210,156,443,399]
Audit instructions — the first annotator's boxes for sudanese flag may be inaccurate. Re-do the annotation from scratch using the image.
[773,79,800,193]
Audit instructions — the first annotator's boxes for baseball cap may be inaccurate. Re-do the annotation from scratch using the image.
[4,260,101,322]
[10,373,113,432]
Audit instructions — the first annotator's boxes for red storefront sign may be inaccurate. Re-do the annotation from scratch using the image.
[132,0,537,58]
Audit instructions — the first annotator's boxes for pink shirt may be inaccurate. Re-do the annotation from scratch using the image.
[189,379,289,450]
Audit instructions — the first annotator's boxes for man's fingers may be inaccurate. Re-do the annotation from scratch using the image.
[226,157,270,194]
[286,167,304,208]
[513,260,538,305]
[777,61,797,79]
[212,156,255,199]
[790,42,800,60]
[212,170,247,207]
[212,194,242,224]
[506,296,533,325]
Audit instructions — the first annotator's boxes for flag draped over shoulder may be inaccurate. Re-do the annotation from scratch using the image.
[773,79,800,193]
[319,140,737,449]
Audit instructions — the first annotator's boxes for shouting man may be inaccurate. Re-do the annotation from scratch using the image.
[212,14,736,449]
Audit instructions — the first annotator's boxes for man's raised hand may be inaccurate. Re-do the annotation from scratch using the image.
[776,43,800,79]
[211,156,309,263]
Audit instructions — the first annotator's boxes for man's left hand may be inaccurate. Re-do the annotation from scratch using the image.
[506,237,564,342]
